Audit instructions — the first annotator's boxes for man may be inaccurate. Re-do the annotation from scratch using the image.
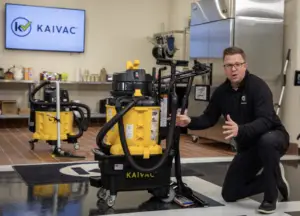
[176,46,290,214]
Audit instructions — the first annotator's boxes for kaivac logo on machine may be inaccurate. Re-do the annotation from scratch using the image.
[11,17,77,37]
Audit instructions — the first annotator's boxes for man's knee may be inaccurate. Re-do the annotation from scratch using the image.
[221,184,237,202]
[257,131,278,150]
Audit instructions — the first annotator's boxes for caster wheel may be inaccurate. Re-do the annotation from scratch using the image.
[192,136,199,143]
[161,187,176,203]
[96,199,105,207]
[106,195,116,207]
[97,188,107,200]
[51,145,56,151]
[29,142,35,150]
[74,143,80,150]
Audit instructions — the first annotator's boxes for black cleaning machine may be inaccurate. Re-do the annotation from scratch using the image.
[89,59,211,207]
[28,81,91,158]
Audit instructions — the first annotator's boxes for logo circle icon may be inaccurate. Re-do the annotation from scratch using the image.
[59,163,100,178]
[11,17,32,37]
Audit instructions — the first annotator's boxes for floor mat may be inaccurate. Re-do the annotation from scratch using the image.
[13,162,98,185]
[13,162,203,186]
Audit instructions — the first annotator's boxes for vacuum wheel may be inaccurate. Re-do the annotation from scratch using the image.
[97,187,108,200]
[74,143,80,150]
[29,142,35,150]
[160,187,176,203]
[192,136,199,143]
[106,195,116,207]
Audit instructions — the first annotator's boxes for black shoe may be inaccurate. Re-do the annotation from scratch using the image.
[257,201,276,214]
[277,162,290,201]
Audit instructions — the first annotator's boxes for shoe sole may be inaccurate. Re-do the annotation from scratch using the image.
[257,209,275,214]
[279,162,290,200]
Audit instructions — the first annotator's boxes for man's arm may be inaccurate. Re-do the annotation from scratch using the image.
[237,81,274,140]
[187,90,221,130]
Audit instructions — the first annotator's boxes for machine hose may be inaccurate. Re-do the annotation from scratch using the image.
[67,107,85,140]
[116,93,178,173]
[96,98,138,150]
[72,107,89,131]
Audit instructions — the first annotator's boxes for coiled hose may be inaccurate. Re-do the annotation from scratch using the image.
[96,93,178,173]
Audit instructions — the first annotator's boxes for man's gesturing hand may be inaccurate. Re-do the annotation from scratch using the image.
[222,114,238,140]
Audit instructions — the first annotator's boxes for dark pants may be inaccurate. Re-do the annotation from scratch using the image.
[221,130,289,203]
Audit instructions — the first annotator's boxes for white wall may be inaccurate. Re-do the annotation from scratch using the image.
[282,0,300,145]
[0,0,172,112]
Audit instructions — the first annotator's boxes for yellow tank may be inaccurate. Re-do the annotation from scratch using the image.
[104,60,162,159]
[105,103,162,159]
[33,111,74,140]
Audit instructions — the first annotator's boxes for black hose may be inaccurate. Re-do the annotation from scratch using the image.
[116,93,178,173]
[67,107,85,139]
[69,115,84,139]
[29,81,51,103]
[96,98,138,149]
[71,107,89,131]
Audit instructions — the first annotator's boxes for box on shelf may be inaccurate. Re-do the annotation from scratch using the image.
[18,108,30,115]
[0,100,18,115]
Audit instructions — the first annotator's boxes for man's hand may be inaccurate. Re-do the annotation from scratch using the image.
[175,109,191,127]
[222,114,238,140]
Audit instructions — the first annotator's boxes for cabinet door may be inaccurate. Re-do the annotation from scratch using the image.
[190,0,235,26]
[189,23,209,59]
[189,18,234,59]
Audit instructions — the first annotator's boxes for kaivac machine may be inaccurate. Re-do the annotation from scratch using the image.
[28,81,91,158]
[89,59,212,207]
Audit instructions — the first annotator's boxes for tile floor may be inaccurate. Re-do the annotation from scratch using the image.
[0,157,300,215]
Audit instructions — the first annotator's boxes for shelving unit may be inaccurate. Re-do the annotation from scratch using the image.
[0,79,111,120]
[0,80,37,84]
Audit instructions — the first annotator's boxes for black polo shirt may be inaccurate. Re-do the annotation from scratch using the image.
[188,71,288,145]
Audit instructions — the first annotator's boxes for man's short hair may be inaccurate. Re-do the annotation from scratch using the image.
[223,46,246,61]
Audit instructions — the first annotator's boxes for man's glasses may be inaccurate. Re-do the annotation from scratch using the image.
[223,62,245,70]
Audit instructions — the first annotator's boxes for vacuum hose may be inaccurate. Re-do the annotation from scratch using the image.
[96,97,138,149]
[105,93,177,173]
[67,107,85,139]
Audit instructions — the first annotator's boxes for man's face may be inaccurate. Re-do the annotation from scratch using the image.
[223,54,247,85]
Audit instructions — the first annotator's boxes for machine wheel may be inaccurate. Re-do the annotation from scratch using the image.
[29,142,35,150]
[192,136,199,143]
[106,195,116,207]
[160,187,176,203]
[97,188,107,200]
[74,143,80,150]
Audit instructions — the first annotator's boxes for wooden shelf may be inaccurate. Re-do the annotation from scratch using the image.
[0,80,36,84]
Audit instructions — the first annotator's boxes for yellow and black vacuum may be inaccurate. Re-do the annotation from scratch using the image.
[28,80,91,158]
[89,58,211,207]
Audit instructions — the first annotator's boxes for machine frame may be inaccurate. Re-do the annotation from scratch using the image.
[90,59,212,208]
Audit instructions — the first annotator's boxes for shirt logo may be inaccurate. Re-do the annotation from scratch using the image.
[241,95,247,105]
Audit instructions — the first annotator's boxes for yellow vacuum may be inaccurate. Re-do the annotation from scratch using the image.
[28,80,91,158]
[90,58,212,208]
